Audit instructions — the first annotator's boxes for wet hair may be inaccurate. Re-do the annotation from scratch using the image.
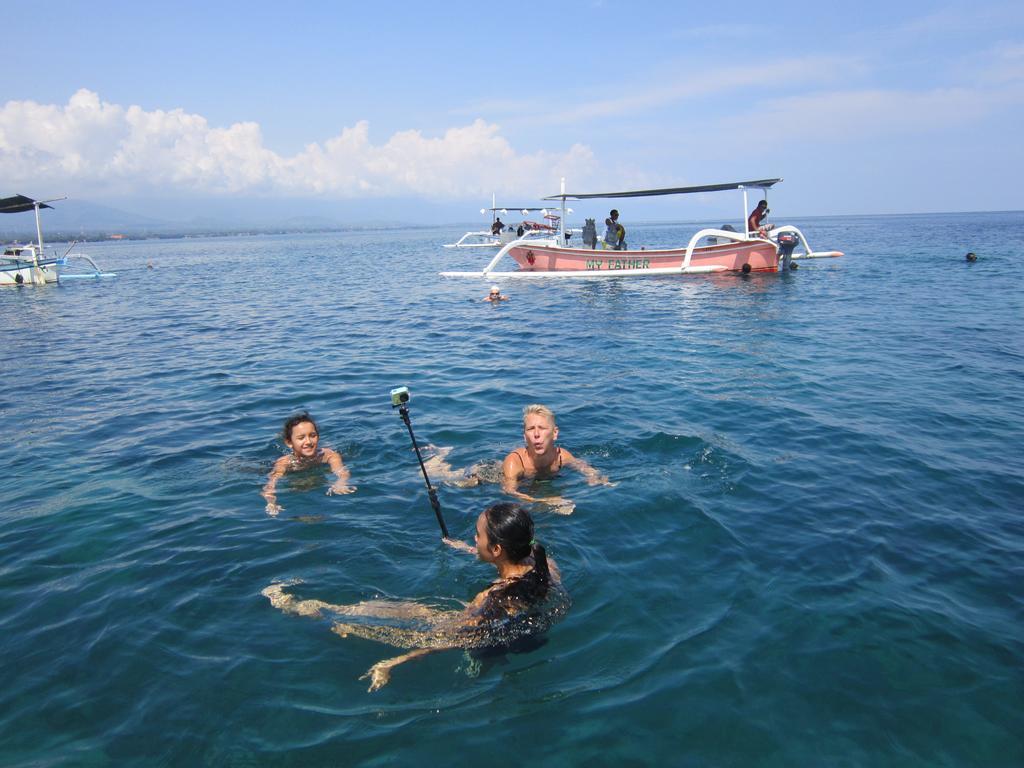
[522,403,556,429]
[481,502,551,610]
[282,412,318,443]
[758,200,768,208]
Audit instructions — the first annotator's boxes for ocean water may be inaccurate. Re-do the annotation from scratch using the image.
[1,212,1022,767]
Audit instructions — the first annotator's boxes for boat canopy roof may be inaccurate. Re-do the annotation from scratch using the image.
[543,178,782,201]
[485,206,550,212]
[0,195,53,214]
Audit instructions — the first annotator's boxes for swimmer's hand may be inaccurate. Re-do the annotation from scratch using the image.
[588,474,616,487]
[443,537,476,554]
[358,648,438,692]
[360,661,394,692]
[327,480,356,496]
[545,497,576,515]
[265,501,283,516]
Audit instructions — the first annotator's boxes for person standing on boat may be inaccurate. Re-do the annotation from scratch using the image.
[491,218,504,236]
[747,200,772,234]
[604,210,626,250]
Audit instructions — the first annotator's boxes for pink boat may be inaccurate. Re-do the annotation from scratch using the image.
[507,237,780,274]
[440,178,843,279]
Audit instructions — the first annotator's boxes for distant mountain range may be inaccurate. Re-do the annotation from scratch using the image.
[0,195,478,241]
[1,193,785,242]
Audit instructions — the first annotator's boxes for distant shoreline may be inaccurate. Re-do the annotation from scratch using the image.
[2,209,1021,245]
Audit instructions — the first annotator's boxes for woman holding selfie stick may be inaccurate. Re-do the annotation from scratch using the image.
[262,503,565,691]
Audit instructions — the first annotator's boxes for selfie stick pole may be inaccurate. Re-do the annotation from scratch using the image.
[398,404,450,539]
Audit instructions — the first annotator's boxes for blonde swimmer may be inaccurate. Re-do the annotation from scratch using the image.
[501,404,612,514]
[422,404,613,515]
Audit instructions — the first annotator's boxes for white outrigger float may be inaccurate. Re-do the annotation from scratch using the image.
[1,195,115,286]
[440,178,843,279]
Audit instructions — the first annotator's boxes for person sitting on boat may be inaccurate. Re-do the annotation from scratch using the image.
[421,404,613,515]
[262,502,566,691]
[482,285,509,302]
[491,218,504,236]
[747,200,773,234]
[262,412,355,515]
[604,209,626,250]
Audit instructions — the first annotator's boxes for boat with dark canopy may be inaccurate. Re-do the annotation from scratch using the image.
[441,178,842,279]
[1,195,114,286]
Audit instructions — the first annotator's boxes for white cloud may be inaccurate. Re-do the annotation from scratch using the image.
[665,81,1024,152]
[459,54,862,126]
[0,89,596,199]
[979,42,1024,85]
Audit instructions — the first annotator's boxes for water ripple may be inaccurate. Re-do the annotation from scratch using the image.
[1,216,1023,765]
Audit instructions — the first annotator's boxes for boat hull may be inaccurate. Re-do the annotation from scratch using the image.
[507,240,778,273]
[0,259,59,286]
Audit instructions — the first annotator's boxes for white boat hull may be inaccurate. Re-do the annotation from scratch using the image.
[0,259,59,286]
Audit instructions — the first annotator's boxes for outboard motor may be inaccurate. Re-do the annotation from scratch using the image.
[776,231,800,271]
[581,218,597,250]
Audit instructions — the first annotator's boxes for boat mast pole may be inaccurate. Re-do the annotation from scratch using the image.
[559,177,566,243]
[742,188,750,236]
[34,202,45,257]
[30,201,47,284]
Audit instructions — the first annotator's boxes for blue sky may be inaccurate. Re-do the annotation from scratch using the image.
[3,1,1022,221]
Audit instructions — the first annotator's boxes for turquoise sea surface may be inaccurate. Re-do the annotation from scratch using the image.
[1,212,1022,767]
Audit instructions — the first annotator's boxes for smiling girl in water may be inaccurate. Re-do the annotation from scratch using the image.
[261,412,354,515]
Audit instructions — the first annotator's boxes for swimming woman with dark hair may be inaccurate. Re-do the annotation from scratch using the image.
[261,412,354,515]
[262,503,566,691]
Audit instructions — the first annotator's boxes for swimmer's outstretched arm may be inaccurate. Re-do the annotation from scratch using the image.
[339,600,496,691]
[261,456,290,515]
[443,537,476,555]
[560,448,615,487]
[360,647,443,692]
[501,455,576,515]
[509,491,576,515]
[501,483,574,514]
[323,447,355,495]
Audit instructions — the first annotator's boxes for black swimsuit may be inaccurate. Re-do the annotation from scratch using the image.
[513,447,563,476]
[465,568,559,656]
